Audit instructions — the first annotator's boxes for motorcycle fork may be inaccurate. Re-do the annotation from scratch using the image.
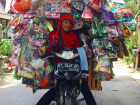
[56,86,64,105]
[56,80,82,105]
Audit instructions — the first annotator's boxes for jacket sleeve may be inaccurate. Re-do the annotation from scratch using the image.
[49,32,54,44]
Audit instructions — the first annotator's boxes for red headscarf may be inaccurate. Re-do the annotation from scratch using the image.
[57,14,75,29]
[47,14,79,54]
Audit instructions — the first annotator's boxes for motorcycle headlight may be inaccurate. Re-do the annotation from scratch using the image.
[56,51,79,60]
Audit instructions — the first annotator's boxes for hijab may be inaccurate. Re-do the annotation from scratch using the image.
[57,14,75,29]
[56,14,75,50]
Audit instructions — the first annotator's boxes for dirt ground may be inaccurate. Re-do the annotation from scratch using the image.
[0,72,14,86]
[115,58,140,83]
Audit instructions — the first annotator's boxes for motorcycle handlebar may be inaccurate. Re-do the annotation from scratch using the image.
[43,55,55,60]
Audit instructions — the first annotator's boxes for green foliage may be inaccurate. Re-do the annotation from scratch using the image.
[123,0,139,66]
[126,2,138,16]
[3,42,11,55]
[0,39,11,56]
[125,30,139,65]
[123,0,138,18]
[0,38,11,79]
[0,70,5,80]
[0,58,3,67]
[0,24,6,29]
[0,58,5,79]
[124,0,137,4]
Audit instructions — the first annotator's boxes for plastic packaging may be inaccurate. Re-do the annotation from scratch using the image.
[95,20,107,36]
[101,7,115,25]
[88,0,101,12]
[30,58,45,69]
[73,21,83,30]
[91,22,99,35]
[38,77,49,87]
[79,33,91,58]
[116,22,124,36]
[30,0,42,10]
[95,56,111,73]
[11,0,32,13]
[92,38,105,56]
[72,0,85,11]
[81,6,94,21]
[107,25,119,38]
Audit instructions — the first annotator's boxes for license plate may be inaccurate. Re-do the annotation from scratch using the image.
[57,63,80,72]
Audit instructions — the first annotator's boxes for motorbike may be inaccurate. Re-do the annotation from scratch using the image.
[41,33,90,105]
[45,47,84,105]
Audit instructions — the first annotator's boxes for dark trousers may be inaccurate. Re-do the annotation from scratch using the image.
[36,78,97,105]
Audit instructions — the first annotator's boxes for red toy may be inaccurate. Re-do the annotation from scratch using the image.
[81,6,94,21]
[88,0,101,12]
[12,0,24,12]
[20,0,31,10]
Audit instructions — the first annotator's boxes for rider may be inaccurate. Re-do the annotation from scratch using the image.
[36,14,97,105]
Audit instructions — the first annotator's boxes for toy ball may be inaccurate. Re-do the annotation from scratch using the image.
[12,1,24,12]
[20,0,31,10]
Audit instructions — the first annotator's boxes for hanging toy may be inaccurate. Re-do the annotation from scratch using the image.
[39,0,45,21]
[30,59,45,69]
[39,15,45,21]
[38,77,49,87]
[73,10,82,21]
[34,17,39,24]
[40,46,46,53]
[8,61,14,67]
[20,0,31,10]
[12,17,20,26]
[34,9,40,24]
[12,0,24,13]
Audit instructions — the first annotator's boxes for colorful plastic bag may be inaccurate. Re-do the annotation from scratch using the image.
[95,56,112,73]
[100,7,115,25]
[91,22,99,35]
[72,0,85,11]
[45,0,71,13]
[95,20,107,36]
[31,0,42,10]
[107,25,119,38]
[123,23,132,36]
[81,6,94,21]
[92,38,105,56]
[88,0,101,12]
[38,77,49,87]
[116,22,124,36]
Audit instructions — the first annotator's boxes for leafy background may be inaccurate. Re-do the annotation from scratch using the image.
[124,0,139,66]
